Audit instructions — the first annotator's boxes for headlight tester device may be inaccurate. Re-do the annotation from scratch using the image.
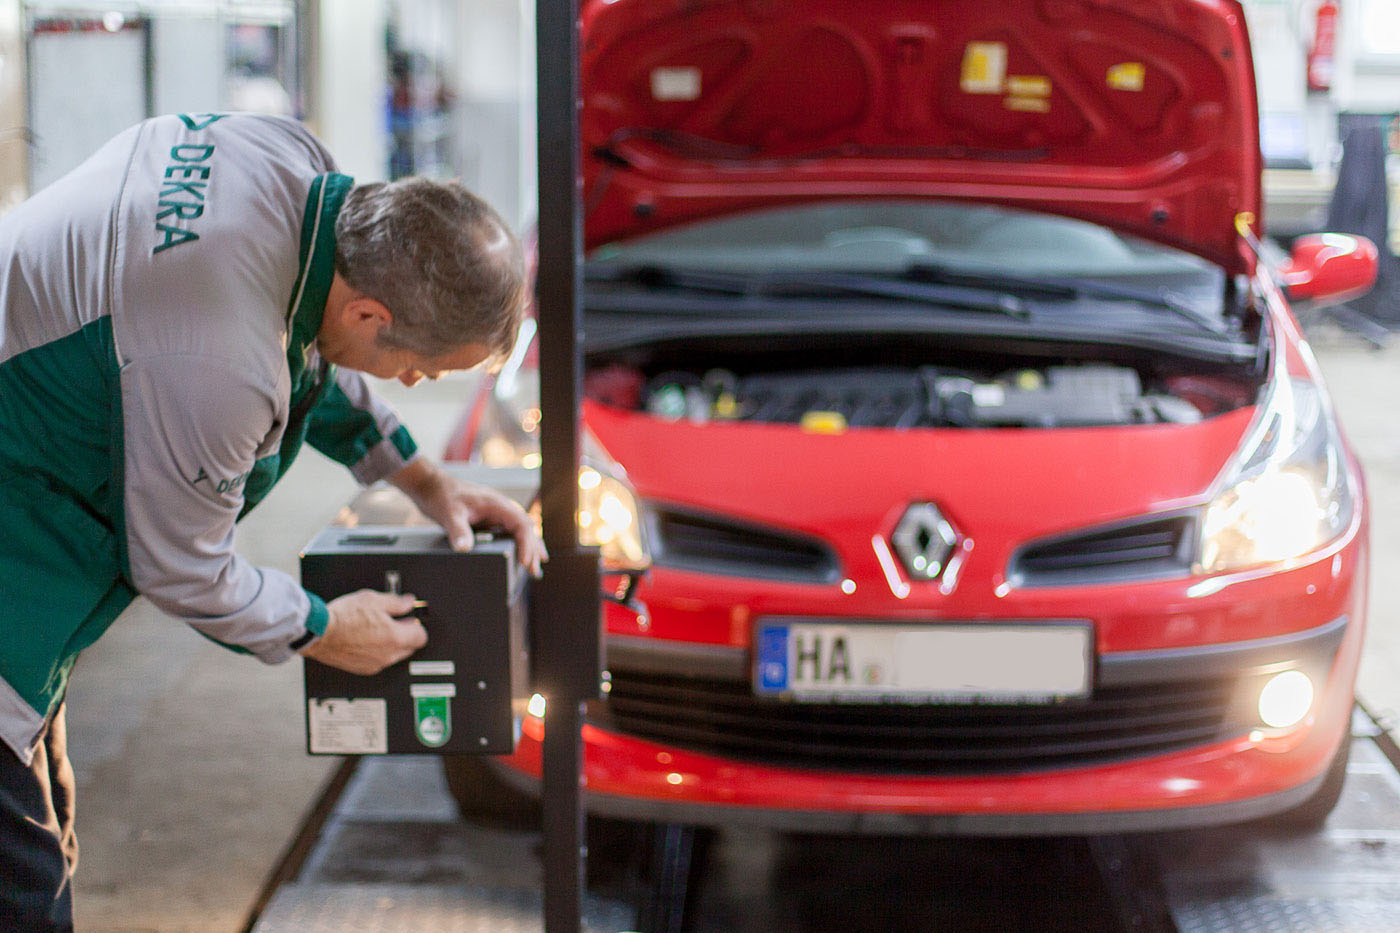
[301,527,529,756]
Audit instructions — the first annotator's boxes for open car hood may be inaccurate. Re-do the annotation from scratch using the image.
[581,0,1261,274]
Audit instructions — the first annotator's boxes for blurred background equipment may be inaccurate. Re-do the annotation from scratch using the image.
[1325,113,1400,326]
[22,1,299,193]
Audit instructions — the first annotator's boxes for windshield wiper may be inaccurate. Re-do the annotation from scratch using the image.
[586,263,1030,319]
[755,271,1029,318]
[900,261,1228,335]
[585,263,751,296]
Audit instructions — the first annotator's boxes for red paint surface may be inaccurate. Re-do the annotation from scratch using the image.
[1280,233,1380,305]
[580,0,1262,273]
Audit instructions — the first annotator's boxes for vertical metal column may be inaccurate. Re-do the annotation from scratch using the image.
[534,0,600,931]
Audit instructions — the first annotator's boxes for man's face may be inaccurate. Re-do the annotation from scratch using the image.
[377,342,493,386]
[329,336,493,386]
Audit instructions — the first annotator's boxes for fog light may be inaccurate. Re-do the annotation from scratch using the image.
[1258,670,1314,729]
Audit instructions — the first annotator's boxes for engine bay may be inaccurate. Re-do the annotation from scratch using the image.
[584,347,1262,430]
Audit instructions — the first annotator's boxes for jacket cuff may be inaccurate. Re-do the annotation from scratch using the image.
[290,592,330,651]
[349,426,419,486]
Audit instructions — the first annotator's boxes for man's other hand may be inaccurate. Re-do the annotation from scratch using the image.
[390,457,548,577]
[300,590,427,675]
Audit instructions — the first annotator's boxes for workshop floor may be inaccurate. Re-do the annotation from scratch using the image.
[63,325,1400,931]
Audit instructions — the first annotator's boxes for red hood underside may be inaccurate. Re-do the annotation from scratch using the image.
[581,0,1262,274]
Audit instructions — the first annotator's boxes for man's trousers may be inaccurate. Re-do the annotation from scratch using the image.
[0,705,77,931]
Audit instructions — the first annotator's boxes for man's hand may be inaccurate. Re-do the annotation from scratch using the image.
[390,457,548,577]
[300,590,427,675]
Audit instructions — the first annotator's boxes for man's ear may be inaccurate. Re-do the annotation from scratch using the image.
[343,296,394,336]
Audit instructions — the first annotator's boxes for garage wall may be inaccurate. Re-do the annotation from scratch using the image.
[318,0,389,183]
[0,0,25,213]
[28,21,148,193]
[1335,0,1400,113]
[453,0,534,230]
[151,13,223,116]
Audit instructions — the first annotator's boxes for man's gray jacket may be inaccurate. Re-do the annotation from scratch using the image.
[0,113,418,763]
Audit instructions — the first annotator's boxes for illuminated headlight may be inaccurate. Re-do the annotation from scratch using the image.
[578,462,650,571]
[1199,379,1353,573]
[522,451,652,572]
[1258,670,1314,729]
[1201,469,1333,569]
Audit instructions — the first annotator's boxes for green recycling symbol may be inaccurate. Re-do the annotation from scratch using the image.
[411,684,454,748]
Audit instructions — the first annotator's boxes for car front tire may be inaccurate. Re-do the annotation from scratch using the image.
[1270,734,1351,832]
[442,756,540,828]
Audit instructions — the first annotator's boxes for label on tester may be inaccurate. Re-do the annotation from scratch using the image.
[308,698,388,754]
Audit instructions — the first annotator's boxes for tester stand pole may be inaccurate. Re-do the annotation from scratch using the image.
[534,0,602,931]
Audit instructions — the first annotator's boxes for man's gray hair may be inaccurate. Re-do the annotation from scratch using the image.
[334,178,526,361]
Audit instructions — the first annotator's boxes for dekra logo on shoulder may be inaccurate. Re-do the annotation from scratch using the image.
[153,113,225,255]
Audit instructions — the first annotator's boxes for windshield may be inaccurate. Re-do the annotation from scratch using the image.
[589,200,1224,289]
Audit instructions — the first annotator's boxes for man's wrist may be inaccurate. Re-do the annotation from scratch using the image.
[390,457,454,520]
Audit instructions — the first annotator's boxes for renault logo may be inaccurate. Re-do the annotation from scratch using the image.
[892,503,958,580]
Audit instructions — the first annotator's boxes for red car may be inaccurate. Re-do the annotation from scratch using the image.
[442,0,1380,833]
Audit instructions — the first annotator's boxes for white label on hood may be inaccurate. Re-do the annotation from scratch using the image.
[652,67,702,101]
[961,42,1007,94]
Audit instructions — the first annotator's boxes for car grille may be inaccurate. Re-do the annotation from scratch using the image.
[649,506,840,583]
[1010,515,1195,586]
[594,669,1248,775]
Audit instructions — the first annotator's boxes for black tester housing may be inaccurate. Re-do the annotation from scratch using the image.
[301,526,528,756]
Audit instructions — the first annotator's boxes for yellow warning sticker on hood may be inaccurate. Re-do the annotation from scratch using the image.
[800,411,848,434]
[1107,62,1146,92]
[961,42,1008,94]
[1006,75,1051,98]
[1005,96,1051,113]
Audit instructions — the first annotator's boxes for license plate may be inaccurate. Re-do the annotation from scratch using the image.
[754,620,1092,703]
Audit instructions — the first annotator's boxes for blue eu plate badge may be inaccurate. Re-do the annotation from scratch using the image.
[757,624,789,693]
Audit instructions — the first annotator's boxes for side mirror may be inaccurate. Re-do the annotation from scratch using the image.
[1278,233,1379,307]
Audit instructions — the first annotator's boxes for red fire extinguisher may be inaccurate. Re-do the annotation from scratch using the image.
[1308,0,1338,93]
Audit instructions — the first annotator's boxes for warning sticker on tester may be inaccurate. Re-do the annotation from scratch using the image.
[308,698,388,754]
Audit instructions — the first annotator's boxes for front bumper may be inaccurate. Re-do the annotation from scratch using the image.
[492,607,1363,834]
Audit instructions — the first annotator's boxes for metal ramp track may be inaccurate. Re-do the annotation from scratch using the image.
[1157,709,1400,932]
[252,756,634,932]
[256,884,633,933]
[252,708,1400,932]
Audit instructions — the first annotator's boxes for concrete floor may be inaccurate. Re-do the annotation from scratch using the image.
[62,324,1400,931]
[1307,324,1400,733]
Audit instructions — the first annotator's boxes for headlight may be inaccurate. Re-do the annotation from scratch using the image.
[577,458,650,571]
[514,446,653,573]
[1198,378,1353,573]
